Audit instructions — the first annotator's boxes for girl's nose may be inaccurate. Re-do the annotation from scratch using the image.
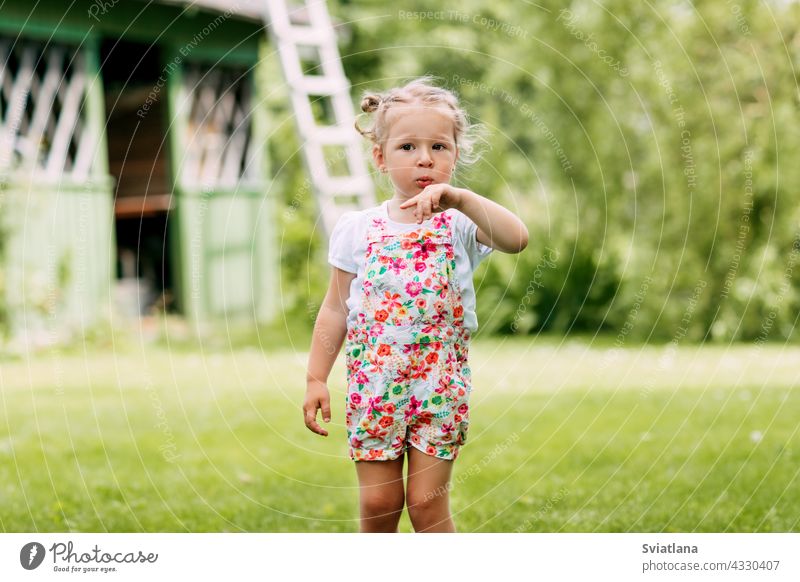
[417,149,433,167]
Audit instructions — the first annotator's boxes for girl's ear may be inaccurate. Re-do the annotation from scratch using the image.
[372,144,386,173]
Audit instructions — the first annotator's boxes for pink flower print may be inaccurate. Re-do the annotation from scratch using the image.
[366,355,385,375]
[346,357,362,374]
[431,276,449,299]
[355,371,369,386]
[393,365,413,384]
[369,323,384,337]
[433,300,445,313]
[411,360,432,380]
[365,425,388,439]
[458,403,469,415]
[415,297,427,310]
[388,257,406,274]
[414,240,437,260]
[402,343,422,355]
[441,422,454,434]
[405,395,422,421]
[350,437,364,448]
[415,261,426,273]
[350,392,362,406]
[432,213,450,229]
[405,281,423,297]
[381,291,402,311]
[368,395,384,413]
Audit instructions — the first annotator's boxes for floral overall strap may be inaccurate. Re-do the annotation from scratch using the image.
[352,211,465,347]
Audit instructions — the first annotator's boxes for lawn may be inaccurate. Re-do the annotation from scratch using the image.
[1,334,798,532]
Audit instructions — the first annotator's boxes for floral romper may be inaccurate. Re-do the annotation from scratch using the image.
[344,211,472,462]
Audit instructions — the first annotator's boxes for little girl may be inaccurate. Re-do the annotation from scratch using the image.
[303,77,528,533]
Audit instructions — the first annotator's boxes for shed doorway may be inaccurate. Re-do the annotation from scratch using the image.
[102,39,176,316]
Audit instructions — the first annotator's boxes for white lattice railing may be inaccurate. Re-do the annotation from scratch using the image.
[0,38,97,181]
[180,63,260,191]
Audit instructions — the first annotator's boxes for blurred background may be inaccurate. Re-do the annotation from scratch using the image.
[1,0,798,348]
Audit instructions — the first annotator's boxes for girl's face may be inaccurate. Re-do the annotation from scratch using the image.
[373,104,458,199]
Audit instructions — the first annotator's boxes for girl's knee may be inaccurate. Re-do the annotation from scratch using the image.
[361,488,404,518]
[406,488,448,520]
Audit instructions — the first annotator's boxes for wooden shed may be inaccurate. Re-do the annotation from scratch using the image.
[0,0,279,345]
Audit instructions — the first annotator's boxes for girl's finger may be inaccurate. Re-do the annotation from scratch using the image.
[422,198,432,219]
[399,197,417,209]
[305,405,328,436]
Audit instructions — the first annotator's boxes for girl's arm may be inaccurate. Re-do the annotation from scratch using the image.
[399,185,528,253]
[456,189,529,253]
[304,266,355,437]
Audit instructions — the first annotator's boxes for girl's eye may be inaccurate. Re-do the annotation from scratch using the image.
[400,144,414,151]
[433,143,447,150]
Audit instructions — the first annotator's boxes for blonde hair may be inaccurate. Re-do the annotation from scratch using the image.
[354,75,484,167]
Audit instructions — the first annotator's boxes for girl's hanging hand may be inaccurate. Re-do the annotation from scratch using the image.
[399,184,465,223]
[303,379,332,437]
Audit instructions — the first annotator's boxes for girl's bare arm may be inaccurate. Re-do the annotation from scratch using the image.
[304,267,356,436]
[456,189,528,253]
[399,185,528,253]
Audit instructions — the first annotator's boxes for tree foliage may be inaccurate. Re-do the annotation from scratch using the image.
[275,0,800,342]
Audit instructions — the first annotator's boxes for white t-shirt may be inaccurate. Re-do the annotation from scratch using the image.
[328,200,493,332]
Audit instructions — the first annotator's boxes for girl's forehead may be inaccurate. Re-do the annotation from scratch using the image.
[385,105,456,141]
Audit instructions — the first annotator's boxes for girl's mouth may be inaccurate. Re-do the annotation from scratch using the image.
[416,179,433,188]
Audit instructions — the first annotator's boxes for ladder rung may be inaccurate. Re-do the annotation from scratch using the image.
[306,125,360,145]
[296,75,347,96]
[321,175,373,195]
[284,25,334,45]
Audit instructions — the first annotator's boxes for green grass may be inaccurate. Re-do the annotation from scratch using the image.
[1,335,798,532]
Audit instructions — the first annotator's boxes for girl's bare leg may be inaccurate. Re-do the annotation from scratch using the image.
[405,446,457,532]
[354,455,405,532]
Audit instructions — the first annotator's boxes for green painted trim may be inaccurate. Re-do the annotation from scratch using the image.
[0,18,92,43]
[0,175,114,192]
[83,37,112,181]
[164,60,189,319]
[0,0,263,61]
[174,187,268,199]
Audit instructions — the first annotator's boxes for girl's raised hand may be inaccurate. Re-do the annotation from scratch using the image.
[303,379,331,437]
[399,184,464,224]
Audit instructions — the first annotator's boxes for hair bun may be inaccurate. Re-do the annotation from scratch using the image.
[360,94,382,113]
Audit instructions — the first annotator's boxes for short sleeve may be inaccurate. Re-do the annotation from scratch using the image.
[452,211,493,270]
[327,211,359,273]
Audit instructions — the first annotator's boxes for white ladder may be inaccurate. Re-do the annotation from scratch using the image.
[264,0,376,236]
